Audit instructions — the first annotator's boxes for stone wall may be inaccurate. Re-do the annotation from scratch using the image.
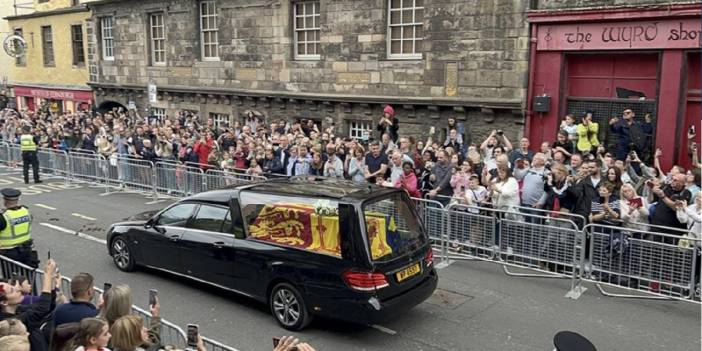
[90,0,530,142]
[92,0,529,100]
[535,0,698,10]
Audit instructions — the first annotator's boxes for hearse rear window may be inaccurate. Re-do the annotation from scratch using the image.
[363,193,425,261]
[239,191,342,257]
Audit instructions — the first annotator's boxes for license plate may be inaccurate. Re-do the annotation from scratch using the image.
[396,263,421,282]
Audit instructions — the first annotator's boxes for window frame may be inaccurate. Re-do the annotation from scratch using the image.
[151,108,166,121]
[41,25,54,67]
[209,112,230,128]
[71,24,85,67]
[187,204,231,234]
[199,0,219,61]
[13,28,26,66]
[149,12,167,66]
[155,203,198,228]
[348,120,373,141]
[386,0,424,60]
[293,0,321,60]
[100,16,114,61]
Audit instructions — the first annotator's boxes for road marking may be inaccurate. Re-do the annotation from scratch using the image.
[39,223,107,245]
[371,324,397,335]
[35,204,57,210]
[145,200,166,205]
[71,213,97,221]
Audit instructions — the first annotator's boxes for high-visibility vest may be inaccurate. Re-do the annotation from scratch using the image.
[20,134,37,152]
[0,207,32,248]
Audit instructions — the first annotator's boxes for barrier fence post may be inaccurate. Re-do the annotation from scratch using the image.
[64,151,70,186]
[151,161,158,200]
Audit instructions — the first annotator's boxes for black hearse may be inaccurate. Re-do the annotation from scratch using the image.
[107,177,437,330]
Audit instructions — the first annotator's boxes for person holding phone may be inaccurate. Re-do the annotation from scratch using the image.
[52,273,99,327]
[619,183,650,233]
[576,111,599,154]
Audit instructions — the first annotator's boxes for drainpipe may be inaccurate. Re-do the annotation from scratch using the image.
[524,22,538,142]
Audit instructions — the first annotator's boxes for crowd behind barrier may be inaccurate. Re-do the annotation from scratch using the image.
[0,254,240,351]
[1,143,698,304]
[0,106,699,350]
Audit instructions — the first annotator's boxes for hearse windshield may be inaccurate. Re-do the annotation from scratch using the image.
[362,192,425,262]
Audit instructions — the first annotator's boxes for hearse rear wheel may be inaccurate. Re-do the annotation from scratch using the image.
[270,282,312,331]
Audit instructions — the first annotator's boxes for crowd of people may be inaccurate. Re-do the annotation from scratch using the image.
[0,261,315,351]
[1,105,699,239]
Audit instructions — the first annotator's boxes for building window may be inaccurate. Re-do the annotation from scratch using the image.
[349,120,373,140]
[100,17,114,60]
[71,25,85,66]
[41,26,54,66]
[152,108,166,121]
[200,1,219,60]
[149,13,166,65]
[387,0,423,59]
[210,113,230,128]
[13,28,25,66]
[293,1,320,60]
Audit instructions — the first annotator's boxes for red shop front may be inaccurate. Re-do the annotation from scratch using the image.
[525,4,701,170]
[13,85,94,114]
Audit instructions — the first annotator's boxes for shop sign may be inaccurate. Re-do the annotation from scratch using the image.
[30,89,75,100]
[537,18,701,51]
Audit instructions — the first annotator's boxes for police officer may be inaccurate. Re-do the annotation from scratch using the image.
[0,188,38,268]
[20,125,42,184]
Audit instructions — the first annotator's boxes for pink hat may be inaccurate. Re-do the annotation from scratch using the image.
[383,105,395,117]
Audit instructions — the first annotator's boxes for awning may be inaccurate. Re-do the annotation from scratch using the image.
[13,86,93,103]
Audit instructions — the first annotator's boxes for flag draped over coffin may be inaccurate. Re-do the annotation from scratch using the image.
[249,204,394,259]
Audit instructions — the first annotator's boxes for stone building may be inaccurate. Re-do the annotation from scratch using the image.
[525,0,700,169]
[86,0,530,144]
[5,0,94,113]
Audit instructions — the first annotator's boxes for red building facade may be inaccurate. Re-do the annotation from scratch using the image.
[525,4,700,170]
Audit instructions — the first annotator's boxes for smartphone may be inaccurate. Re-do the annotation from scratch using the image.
[429,126,435,135]
[47,251,51,260]
[149,289,158,307]
[646,180,655,188]
[272,337,298,351]
[103,282,112,294]
[187,324,199,347]
[628,197,643,208]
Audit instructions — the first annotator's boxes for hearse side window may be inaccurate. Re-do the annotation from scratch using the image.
[239,191,342,258]
[362,193,425,261]
[157,203,197,227]
[188,205,229,233]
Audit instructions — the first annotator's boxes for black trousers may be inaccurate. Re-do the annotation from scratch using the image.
[22,151,40,183]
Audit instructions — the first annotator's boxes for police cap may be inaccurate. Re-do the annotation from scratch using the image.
[1,188,21,201]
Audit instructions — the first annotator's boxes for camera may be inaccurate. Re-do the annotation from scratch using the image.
[497,130,503,136]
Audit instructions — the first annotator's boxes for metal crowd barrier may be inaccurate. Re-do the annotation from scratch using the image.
[0,254,238,350]
[577,223,700,302]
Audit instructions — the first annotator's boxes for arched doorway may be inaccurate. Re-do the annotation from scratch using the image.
[97,100,127,113]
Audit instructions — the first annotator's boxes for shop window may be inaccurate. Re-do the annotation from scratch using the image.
[71,25,85,66]
[210,113,230,128]
[41,26,54,67]
[293,1,320,60]
[349,120,372,141]
[100,17,114,60]
[13,28,25,66]
[200,1,219,60]
[387,0,423,59]
[149,13,166,66]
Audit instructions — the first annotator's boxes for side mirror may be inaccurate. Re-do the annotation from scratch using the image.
[144,218,154,229]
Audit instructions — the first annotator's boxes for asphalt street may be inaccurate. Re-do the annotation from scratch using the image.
[0,167,699,351]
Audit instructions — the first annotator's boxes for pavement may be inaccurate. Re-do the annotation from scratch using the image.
[0,167,700,351]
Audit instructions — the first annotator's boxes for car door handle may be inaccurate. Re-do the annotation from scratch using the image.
[169,235,180,242]
[212,241,225,248]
